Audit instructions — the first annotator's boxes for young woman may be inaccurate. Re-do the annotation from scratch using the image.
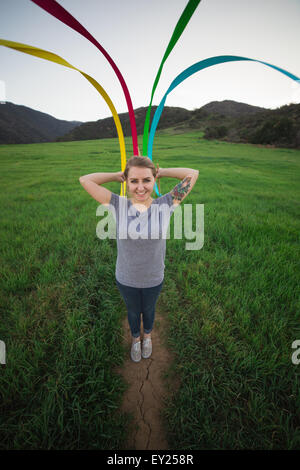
[79,156,198,362]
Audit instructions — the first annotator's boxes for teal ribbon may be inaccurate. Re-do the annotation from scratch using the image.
[148,55,300,196]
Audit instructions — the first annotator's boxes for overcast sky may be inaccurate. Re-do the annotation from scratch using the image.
[1,0,299,122]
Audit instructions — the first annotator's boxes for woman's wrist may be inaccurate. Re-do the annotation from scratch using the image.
[79,172,120,185]
[157,167,166,178]
[159,168,197,179]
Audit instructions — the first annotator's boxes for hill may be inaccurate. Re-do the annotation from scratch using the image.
[57,100,300,148]
[173,100,300,148]
[56,101,266,143]
[56,106,191,142]
[1,100,299,148]
[224,103,300,148]
[201,100,266,117]
[0,102,82,144]
[57,101,264,142]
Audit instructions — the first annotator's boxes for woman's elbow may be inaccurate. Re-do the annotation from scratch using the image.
[79,176,87,184]
[192,169,199,180]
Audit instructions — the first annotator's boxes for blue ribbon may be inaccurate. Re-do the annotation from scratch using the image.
[148,55,300,196]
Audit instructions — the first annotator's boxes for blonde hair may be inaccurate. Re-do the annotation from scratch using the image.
[124,156,156,180]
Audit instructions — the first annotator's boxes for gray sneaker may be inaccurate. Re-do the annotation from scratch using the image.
[142,338,152,359]
[131,340,141,362]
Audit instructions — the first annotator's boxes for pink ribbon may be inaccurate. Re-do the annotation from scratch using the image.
[31,0,139,155]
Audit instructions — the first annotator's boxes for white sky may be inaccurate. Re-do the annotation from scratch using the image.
[0,0,299,122]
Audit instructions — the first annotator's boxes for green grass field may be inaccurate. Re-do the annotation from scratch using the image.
[0,131,299,449]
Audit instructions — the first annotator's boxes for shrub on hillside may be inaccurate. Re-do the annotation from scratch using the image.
[204,125,228,139]
[250,117,297,146]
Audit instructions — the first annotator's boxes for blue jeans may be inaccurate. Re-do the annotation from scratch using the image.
[116,279,164,338]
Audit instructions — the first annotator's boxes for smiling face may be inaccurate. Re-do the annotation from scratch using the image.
[126,166,156,204]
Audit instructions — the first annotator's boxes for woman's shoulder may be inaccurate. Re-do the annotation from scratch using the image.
[155,191,173,207]
[108,192,127,205]
[101,192,119,210]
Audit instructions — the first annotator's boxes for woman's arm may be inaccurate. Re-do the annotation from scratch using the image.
[79,171,124,205]
[158,167,199,205]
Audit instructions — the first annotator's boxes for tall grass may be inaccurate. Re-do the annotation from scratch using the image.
[0,132,299,449]
[0,140,129,449]
[157,132,300,449]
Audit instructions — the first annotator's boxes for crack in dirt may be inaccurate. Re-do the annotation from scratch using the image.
[116,311,178,450]
[140,358,153,450]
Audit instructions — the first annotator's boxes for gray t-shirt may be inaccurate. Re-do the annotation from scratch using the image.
[108,192,175,288]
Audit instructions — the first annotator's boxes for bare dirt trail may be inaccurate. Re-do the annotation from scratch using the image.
[116,309,178,450]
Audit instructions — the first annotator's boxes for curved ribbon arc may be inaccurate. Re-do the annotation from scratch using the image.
[149,55,300,196]
[31,0,138,157]
[142,0,201,155]
[0,38,126,196]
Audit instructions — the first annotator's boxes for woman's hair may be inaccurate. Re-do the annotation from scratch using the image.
[124,156,156,180]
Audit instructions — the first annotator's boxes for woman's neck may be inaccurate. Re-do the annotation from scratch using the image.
[129,196,153,211]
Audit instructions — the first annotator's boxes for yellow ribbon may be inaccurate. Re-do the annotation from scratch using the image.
[0,38,126,196]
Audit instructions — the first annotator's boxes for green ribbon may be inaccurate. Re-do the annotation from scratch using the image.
[142,0,201,155]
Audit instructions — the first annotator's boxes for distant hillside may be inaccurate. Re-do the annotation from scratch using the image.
[157,100,300,148]
[201,100,266,117]
[202,102,300,148]
[56,106,191,142]
[57,99,300,148]
[2,100,299,148]
[56,101,265,142]
[0,102,82,144]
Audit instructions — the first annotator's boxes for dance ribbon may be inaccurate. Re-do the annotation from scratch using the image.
[142,0,201,155]
[148,55,300,196]
[30,0,138,157]
[0,38,127,196]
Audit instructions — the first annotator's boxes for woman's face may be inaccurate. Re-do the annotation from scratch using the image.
[126,166,156,203]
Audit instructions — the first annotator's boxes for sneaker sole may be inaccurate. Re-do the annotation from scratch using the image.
[131,342,141,362]
[131,355,141,362]
[142,342,152,359]
[142,352,152,359]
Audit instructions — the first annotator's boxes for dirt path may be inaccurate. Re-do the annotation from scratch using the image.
[116,310,177,450]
